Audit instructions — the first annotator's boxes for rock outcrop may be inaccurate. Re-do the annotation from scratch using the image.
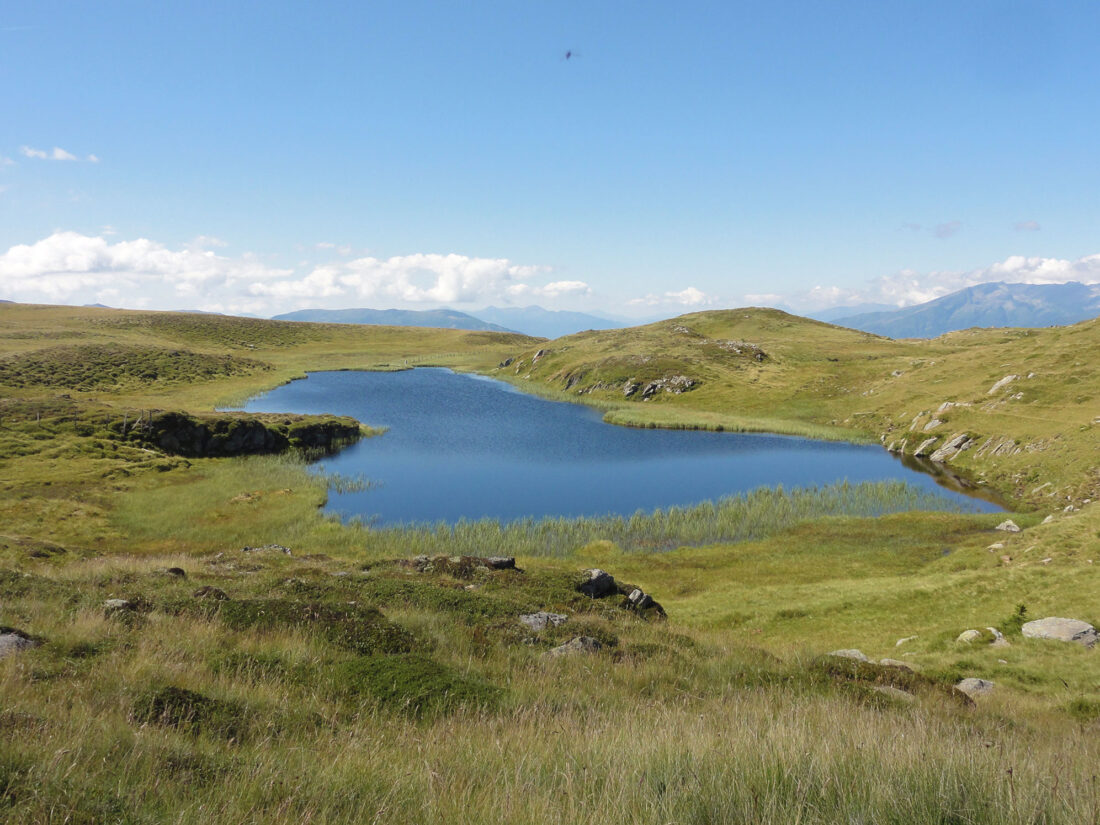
[1022,617,1098,648]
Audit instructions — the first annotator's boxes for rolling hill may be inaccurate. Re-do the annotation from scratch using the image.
[273,307,517,332]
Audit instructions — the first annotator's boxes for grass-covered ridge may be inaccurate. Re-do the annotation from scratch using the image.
[496,308,1099,506]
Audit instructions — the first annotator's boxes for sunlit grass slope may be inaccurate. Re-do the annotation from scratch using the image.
[496,308,1099,506]
[1,301,1098,823]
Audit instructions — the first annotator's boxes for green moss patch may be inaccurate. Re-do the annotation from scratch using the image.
[334,654,502,718]
[214,599,415,655]
[132,686,249,740]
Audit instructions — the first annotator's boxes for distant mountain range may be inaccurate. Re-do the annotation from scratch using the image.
[472,306,624,338]
[271,305,625,338]
[831,282,1100,338]
[272,307,516,332]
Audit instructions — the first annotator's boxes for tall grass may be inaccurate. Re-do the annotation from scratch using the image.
[352,480,970,557]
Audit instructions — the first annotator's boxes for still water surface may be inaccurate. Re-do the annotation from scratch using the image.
[239,368,1000,525]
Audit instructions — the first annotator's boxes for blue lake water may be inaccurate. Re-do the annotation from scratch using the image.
[238,368,1002,525]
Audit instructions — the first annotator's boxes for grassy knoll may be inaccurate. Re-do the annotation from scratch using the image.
[496,308,1099,507]
[1,301,1099,823]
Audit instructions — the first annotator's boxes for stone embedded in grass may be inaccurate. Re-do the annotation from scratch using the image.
[895,635,917,647]
[879,658,914,671]
[956,678,995,698]
[519,612,568,631]
[956,629,982,644]
[995,520,1021,533]
[546,636,603,657]
[872,685,916,703]
[0,628,40,659]
[578,569,617,598]
[484,557,516,570]
[241,544,291,555]
[1021,617,1098,648]
[161,567,186,578]
[828,649,870,662]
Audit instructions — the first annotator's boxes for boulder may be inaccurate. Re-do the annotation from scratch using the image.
[956,678,995,698]
[995,520,1021,533]
[956,629,982,644]
[0,628,39,659]
[872,685,916,703]
[828,649,869,662]
[1021,617,1098,648]
[879,658,914,671]
[162,567,187,578]
[986,627,1010,648]
[484,557,516,570]
[519,612,568,632]
[546,636,603,657]
[104,598,134,614]
[578,569,617,599]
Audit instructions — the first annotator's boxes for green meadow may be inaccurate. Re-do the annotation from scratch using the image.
[1,302,1098,824]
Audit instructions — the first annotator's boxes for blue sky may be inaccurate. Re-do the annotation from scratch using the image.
[2,0,1099,317]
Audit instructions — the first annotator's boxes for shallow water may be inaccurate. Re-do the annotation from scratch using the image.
[238,368,1001,524]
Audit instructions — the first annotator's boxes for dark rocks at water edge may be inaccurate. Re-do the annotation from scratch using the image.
[127,410,363,457]
[400,554,520,575]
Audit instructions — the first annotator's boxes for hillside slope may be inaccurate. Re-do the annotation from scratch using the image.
[495,308,1099,506]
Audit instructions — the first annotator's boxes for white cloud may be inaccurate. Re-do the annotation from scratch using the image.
[0,231,291,303]
[86,154,100,163]
[20,145,80,161]
[0,156,13,167]
[630,286,712,308]
[251,252,574,307]
[0,231,579,314]
[788,252,1100,311]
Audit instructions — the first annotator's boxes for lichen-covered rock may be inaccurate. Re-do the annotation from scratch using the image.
[828,649,869,662]
[546,636,603,657]
[995,520,1021,533]
[956,629,982,643]
[956,678,995,697]
[519,612,568,632]
[872,685,916,703]
[0,628,40,659]
[1022,617,1098,648]
[578,569,617,598]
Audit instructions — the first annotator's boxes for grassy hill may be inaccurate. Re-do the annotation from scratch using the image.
[494,308,1099,507]
[0,302,1098,823]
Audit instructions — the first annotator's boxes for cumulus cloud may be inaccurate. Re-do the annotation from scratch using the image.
[789,252,1100,311]
[0,231,291,304]
[629,286,712,308]
[249,252,574,307]
[1013,220,1041,232]
[0,232,583,315]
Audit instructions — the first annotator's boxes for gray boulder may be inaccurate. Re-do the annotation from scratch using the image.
[578,569,617,598]
[956,678,995,697]
[828,649,869,662]
[1021,617,1098,648]
[872,685,916,703]
[995,520,1021,533]
[0,629,39,659]
[879,658,914,671]
[546,636,603,657]
[519,612,568,632]
[956,629,982,643]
